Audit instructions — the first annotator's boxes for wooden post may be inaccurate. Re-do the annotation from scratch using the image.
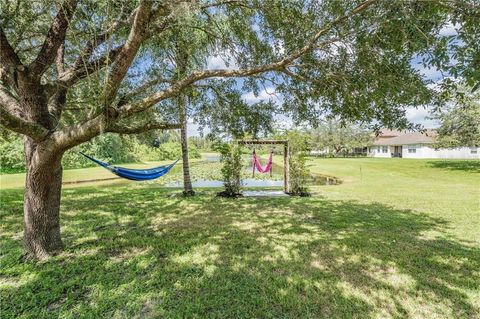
[252,150,255,177]
[269,149,273,177]
[284,141,289,193]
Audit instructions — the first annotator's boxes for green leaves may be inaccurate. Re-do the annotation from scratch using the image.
[3,0,478,141]
[432,87,480,148]
[289,151,310,196]
[216,143,244,196]
[309,120,372,155]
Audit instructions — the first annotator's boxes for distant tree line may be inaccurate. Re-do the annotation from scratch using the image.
[308,120,372,157]
[0,131,203,173]
[431,87,480,149]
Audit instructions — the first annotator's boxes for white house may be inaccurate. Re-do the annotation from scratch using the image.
[368,129,479,159]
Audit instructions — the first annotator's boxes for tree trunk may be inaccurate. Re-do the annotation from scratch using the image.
[180,96,194,196]
[23,137,64,260]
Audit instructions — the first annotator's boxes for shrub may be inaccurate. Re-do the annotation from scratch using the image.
[216,143,243,197]
[156,142,201,160]
[289,150,310,196]
[0,137,24,173]
[63,134,137,169]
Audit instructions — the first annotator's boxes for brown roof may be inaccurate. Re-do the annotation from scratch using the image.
[375,129,405,138]
[373,130,437,146]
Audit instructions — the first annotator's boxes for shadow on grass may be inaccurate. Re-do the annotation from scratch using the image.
[427,160,480,173]
[1,186,479,318]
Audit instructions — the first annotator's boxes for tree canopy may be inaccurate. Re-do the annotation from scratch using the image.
[432,87,480,148]
[1,0,479,260]
[309,120,372,155]
[2,0,478,143]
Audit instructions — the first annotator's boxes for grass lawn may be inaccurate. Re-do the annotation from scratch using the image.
[309,158,480,245]
[0,158,479,318]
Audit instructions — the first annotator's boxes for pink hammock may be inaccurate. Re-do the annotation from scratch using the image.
[252,150,273,176]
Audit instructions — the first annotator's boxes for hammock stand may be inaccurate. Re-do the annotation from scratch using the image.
[80,152,178,181]
[238,140,289,193]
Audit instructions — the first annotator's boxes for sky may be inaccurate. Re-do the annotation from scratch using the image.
[186,22,461,137]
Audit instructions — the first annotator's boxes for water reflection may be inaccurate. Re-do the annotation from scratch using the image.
[165,178,284,188]
[204,155,221,162]
[165,175,340,188]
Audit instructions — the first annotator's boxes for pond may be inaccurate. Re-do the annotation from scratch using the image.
[165,178,284,188]
[161,154,342,188]
[194,155,341,185]
[204,154,221,162]
[64,154,342,188]
[65,155,341,188]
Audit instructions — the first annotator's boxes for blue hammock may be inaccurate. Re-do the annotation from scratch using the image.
[80,152,178,181]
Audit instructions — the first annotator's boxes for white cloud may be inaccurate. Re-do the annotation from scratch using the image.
[187,121,210,137]
[273,39,285,55]
[327,41,351,57]
[206,52,238,70]
[418,66,443,81]
[439,22,460,37]
[405,106,439,128]
[241,87,282,105]
[206,56,228,70]
[272,115,294,131]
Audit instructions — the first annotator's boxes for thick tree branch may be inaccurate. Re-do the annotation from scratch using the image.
[123,77,173,100]
[106,121,181,134]
[0,65,16,88]
[51,114,181,150]
[0,108,49,140]
[100,1,184,106]
[118,0,378,118]
[29,0,77,77]
[70,7,135,72]
[55,42,66,75]
[0,87,22,115]
[61,4,171,89]
[52,116,106,150]
[201,1,241,9]
[0,89,49,139]
[48,88,67,119]
[201,0,256,10]
[60,45,123,87]
[101,1,152,106]
[0,27,22,68]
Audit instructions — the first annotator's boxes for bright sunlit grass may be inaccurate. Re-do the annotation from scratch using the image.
[0,158,479,318]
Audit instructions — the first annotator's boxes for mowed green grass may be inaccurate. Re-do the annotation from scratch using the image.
[0,158,479,318]
[308,158,480,245]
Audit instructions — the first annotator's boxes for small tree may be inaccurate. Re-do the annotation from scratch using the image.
[216,143,243,197]
[431,88,480,149]
[273,130,311,195]
[310,120,372,156]
[289,150,310,196]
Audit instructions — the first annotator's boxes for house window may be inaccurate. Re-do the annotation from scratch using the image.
[382,146,388,153]
[471,147,478,154]
[408,144,417,153]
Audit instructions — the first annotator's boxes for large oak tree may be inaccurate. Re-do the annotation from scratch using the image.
[0,0,477,259]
